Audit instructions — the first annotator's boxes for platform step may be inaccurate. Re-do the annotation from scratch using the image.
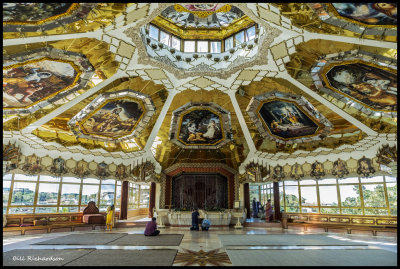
[115,221,147,228]
[244,222,282,228]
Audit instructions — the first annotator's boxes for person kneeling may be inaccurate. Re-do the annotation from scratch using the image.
[144,217,160,236]
[201,219,211,231]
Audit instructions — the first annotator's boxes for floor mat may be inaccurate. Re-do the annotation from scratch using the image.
[34,233,128,245]
[107,234,184,246]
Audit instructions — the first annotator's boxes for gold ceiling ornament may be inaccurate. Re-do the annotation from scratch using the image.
[131,160,156,182]
[245,161,270,182]
[3,141,21,173]
[174,4,231,19]
[376,144,397,166]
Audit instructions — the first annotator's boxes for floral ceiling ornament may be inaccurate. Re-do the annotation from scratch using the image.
[332,158,349,179]
[245,161,270,182]
[310,161,325,179]
[376,144,397,165]
[290,163,304,180]
[272,165,285,181]
[3,141,21,173]
[50,157,68,177]
[357,156,376,178]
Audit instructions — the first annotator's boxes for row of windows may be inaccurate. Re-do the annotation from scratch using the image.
[148,24,257,53]
[3,174,150,215]
[128,183,150,209]
[278,176,397,216]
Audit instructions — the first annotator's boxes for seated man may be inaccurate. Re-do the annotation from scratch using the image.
[201,218,211,231]
[144,217,160,236]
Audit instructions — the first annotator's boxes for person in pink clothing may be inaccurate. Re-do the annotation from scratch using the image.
[144,217,160,236]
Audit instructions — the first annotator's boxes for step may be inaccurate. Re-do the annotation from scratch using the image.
[244,222,282,228]
[115,221,147,228]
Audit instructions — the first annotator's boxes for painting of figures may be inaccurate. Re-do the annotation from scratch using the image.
[178,109,223,145]
[332,3,397,26]
[332,158,349,179]
[3,59,77,109]
[326,62,397,111]
[258,100,319,139]
[3,3,73,22]
[81,99,144,138]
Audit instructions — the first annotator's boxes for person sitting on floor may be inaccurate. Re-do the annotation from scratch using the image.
[201,218,211,231]
[144,217,160,236]
[190,208,200,231]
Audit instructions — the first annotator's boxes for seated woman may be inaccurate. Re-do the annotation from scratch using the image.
[201,219,211,231]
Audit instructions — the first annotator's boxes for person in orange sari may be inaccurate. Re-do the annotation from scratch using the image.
[265,199,273,222]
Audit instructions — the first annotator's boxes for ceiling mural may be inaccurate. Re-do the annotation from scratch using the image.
[170,103,232,149]
[3,3,96,32]
[69,89,155,143]
[247,92,332,144]
[3,48,94,115]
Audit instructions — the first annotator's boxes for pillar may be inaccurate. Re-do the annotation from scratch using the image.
[148,182,156,218]
[273,182,281,221]
[120,181,129,220]
[244,183,250,219]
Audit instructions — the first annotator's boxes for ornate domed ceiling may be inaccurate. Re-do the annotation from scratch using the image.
[3,3,397,176]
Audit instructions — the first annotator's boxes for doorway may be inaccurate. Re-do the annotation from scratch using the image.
[248,183,274,221]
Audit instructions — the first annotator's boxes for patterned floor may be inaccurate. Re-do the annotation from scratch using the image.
[174,248,232,266]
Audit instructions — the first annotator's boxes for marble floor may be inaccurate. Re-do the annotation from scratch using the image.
[3,226,397,266]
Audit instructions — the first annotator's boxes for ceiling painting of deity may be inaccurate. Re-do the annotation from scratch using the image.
[3,48,94,114]
[68,89,156,143]
[3,3,96,32]
[170,102,232,149]
[312,50,397,118]
[80,98,145,139]
[247,92,333,144]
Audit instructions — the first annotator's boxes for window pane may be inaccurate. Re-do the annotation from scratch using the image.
[11,182,36,205]
[3,180,11,206]
[115,185,121,211]
[360,176,383,183]
[385,176,396,182]
[318,178,337,185]
[100,183,115,209]
[37,183,59,205]
[149,24,159,40]
[301,207,318,213]
[246,26,256,41]
[225,37,233,50]
[9,207,34,214]
[14,174,37,181]
[284,185,299,212]
[197,41,208,52]
[159,31,170,46]
[364,209,388,215]
[320,207,340,214]
[339,177,359,183]
[36,207,57,213]
[362,184,386,207]
[101,179,115,185]
[60,184,80,205]
[279,186,284,211]
[81,185,99,206]
[284,181,298,186]
[60,207,78,213]
[386,183,397,209]
[63,177,81,183]
[235,31,245,44]
[39,175,60,182]
[4,174,12,180]
[342,208,362,215]
[83,178,100,184]
[390,208,397,216]
[140,187,150,208]
[299,180,316,185]
[340,185,361,207]
[319,185,338,206]
[184,40,195,52]
[210,41,221,53]
[300,186,318,206]
[171,36,181,50]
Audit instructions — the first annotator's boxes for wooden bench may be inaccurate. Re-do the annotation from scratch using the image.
[3,223,105,235]
[282,213,397,236]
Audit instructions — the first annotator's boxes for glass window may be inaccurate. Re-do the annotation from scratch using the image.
[37,183,59,205]
[339,177,359,183]
[299,180,316,185]
[279,183,284,211]
[364,209,388,215]
[4,174,13,180]
[171,36,181,50]
[36,207,57,213]
[81,185,99,206]
[210,41,221,53]
[197,41,208,52]
[341,208,362,215]
[339,185,361,207]
[115,184,122,211]
[300,186,318,206]
[320,207,340,214]
[301,207,318,213]
[62,177,81,183]
[100,180,115,211]
[360,176,383,183]
[246,25,256,41]
[83,178,100,184]
[319,185,338,206]
[149,24,159,40]
[60,207,78,213]
[14,174,38,181]
[9,207,34,214]
[39,175,60,182]
[362,184,386,208]
[385,176,396,182]
[11,182,36,205]
[139,185,150,208]
[225,36,233,50]
[386,182,397,213]
[3,180,11,214]
[284,185,299,212]
[235,31,245,44]
[284,181,298,186]
[184,40,195,52]
[318,178,337,185]
[60,184,80,206]
[159,30,170,46]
